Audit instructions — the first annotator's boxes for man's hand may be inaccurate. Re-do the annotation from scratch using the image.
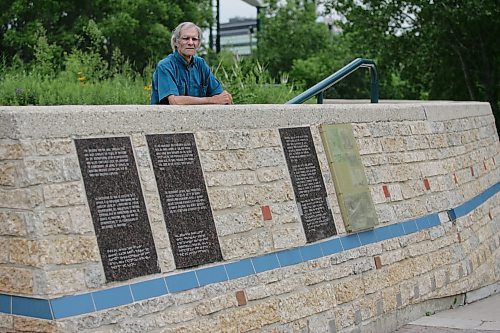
[167,90,233,105]
[210,91,233,105]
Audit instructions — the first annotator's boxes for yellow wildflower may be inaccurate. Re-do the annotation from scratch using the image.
[78,71,86,84]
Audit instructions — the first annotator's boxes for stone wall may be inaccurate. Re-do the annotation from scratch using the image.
[0,102,499,332]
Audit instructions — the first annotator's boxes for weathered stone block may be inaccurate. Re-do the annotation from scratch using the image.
[357,138,383,155]
[245,284,269,301]
[334,303,356,329]
[244,183,293,205]
[272,226,305,249]
[250,129,281,148]
[0,267,33,294]
[334,277,364,304]
[0,211,26,236]
[49,236,100,265]
[43,182,84,207]
[45,268,86,295]
[405,135,430,150]
[218,300,280,332]
[36,209,72,235]
[67,206,94,234]
[9,239,48,267]
[209,187,247,210]
[24,158,65,185]
[84,264,106,289]
[255,147,285,168]
[13,317,59,333]
[0,187,42,209]
[381,137,407,152]
[195,294,237,316]
[144,192,163,223]
[219,232,261,260]
[195,131,227,151]
[256,167,286,183]
[0,141,26,160]
[134,146,151,168]
[267,275,304,297]
[0,238,8,263]
[0,161,17,186]
[363,268,389,295]
[35,139,73,156]
[206,170,257,187]
[0,313,13,330]
[62,156,82,181]
[214,208,262,237]
[278,284,335,322]
[200,150,256,172]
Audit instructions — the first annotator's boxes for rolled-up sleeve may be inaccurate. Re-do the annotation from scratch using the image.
[151,62,179,104]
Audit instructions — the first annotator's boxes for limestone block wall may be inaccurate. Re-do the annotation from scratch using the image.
[0,102,499,332]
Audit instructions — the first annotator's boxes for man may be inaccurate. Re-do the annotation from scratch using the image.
[150,22,233,105]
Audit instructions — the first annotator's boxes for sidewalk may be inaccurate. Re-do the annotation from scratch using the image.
[395,293,500,332]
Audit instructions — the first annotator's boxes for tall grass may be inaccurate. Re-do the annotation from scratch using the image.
[0,70,151,105]
[0,34,299,106]
[214,54,300,104]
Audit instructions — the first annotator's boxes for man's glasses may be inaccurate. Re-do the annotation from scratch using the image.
[180,36,199,43]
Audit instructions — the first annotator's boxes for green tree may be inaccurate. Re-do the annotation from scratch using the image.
[257,0,333,77]
[99,0,212,70]
[322,0,500,128]
[0,0,212,71]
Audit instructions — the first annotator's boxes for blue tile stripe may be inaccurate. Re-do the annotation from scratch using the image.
[12,296,52,320]
[450,182,500,220]
[0,181,497,320]
[196,265,228,286]
[92,285,133,311]
[252,253,280,273]
[51,293,95,319]
[0,294,10,314]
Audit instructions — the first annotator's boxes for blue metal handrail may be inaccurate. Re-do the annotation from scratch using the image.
[286,58,379,104]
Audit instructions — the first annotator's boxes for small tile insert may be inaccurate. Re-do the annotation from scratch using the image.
[236,290,247,306]
[261,206,272,221]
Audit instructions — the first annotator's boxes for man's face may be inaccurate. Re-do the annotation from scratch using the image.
[177,26,200,62]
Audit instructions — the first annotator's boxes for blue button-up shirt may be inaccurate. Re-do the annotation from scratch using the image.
[150,52,224,104]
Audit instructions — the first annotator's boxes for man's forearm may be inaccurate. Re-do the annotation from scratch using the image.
[167,95,215,105]
[167,91,232,105]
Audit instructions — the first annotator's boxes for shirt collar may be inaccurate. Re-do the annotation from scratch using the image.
[173,51,195,68]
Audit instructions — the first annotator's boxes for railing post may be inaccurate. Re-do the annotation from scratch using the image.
[370,67,379,103]
[316,92,324,104]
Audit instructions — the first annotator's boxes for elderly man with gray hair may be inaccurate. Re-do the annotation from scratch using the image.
[151,22,233,105]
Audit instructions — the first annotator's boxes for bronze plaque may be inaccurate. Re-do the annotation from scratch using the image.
[320,124,378,232]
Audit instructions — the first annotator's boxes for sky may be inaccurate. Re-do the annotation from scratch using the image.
[219,0,257,23]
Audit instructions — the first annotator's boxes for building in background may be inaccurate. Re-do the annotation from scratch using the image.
[220,18,257,56]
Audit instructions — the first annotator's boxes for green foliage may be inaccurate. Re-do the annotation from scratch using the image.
[0,24,151,106]
[288,38,373,100]
[322,0,500,126]
[0,66,150,106]
[0,0,213,72]
[32,27,60,78]
[2,0,497,117]
[0,47,297,105]
[257,0,333,77]
[213,51,299,104]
